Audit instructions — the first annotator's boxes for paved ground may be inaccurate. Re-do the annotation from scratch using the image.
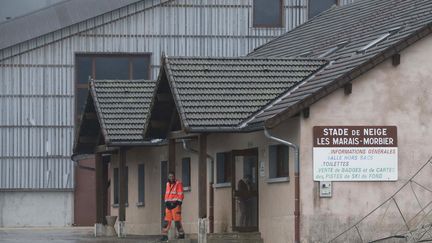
[0,227,163,243]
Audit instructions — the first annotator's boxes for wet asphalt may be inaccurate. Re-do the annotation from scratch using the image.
[0,227,162,243]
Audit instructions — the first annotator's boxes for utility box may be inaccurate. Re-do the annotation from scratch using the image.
[320,181,332,198]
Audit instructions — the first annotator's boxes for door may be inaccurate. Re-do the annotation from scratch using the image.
[160,161,168,229]
[74,157,96,226]
[231,148,259,232]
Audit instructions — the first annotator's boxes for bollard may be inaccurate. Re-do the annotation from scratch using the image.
[117,221,126,238]
[105,216,117,236]
[198,218,208,243]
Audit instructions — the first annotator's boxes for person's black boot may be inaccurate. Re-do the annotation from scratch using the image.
[160,235,168,241]
[177,233,185,239]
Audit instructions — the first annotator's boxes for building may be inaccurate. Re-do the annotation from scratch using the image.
[0,0,350,228]
[74,0,432,242]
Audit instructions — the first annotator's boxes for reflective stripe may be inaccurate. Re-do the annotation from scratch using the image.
[164,180,184,202]
[165,199,179,202]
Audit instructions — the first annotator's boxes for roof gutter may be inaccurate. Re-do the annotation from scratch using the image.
[186,124,264,134]
[264,127,300,243]
[109,139,167,147]
[181,139,215,233]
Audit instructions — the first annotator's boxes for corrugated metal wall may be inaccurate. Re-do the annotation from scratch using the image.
[0,0,355,190]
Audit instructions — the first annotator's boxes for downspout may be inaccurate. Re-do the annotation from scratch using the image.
[181,139,215,233]
[264,128,300,243]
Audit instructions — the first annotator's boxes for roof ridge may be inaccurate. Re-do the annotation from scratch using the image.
[166,56,329,61]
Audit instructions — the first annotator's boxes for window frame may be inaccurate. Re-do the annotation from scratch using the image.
[268,144,290,182]
[137,163,145,207]
[252,0,284,28]
[182,157,191,190]
[215,152,232,186]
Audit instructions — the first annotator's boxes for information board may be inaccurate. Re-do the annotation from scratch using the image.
[313,126,398,181]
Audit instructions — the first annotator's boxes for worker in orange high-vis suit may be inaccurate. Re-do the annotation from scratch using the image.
[160,171,185,241]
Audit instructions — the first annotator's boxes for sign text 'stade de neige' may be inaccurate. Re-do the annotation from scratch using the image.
[313,126,398,181]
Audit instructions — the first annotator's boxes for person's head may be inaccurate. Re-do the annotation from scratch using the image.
[168,171,176,183]
[243,174,252,183]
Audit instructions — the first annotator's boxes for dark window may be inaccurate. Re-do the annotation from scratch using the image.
[182,158,191,188]
[253,0,282,27]
[74,54,151,122]
[114,168,119,204]
[269,145,289,178]
[113,167,129,205]
[138,164,145,204]
[95,57,129,80]
[133,57,150,80]
[216,152,232,183]
[76,56,93,84]
[309,0,337,18]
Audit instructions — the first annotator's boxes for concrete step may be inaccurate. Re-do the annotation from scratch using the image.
[207,232,263,243]
[167,239,196,243]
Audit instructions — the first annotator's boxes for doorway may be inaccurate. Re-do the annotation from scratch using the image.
[231,148,259,232]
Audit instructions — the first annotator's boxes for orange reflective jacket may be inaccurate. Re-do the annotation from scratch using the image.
[165,180,184,202]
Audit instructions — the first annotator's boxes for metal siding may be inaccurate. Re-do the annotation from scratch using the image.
[0,0,355,190]
[0,158,73,189]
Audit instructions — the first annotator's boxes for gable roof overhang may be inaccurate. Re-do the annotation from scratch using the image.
[73,90,102,155]
[73,79,161,156]
[143,55,329,139]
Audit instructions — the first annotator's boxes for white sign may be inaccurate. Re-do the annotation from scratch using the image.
[259,161,265,177]
[313,126,398,181]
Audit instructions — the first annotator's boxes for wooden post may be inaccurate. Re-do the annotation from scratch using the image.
[119,148,127,222]
[168,139,176,173]
[102,156,109,223]
[95,153,104,224]
[198,134,207,218]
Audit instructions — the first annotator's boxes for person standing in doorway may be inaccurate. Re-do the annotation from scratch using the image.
[237,174,253,227]
[160,171,185,241]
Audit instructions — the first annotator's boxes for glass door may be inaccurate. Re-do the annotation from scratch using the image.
[231,148,259,232]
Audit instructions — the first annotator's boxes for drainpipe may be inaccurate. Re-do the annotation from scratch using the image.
[264,128,300,243]
[181,139,215,233]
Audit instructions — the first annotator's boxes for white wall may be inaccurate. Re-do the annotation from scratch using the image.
[0,191,73,227]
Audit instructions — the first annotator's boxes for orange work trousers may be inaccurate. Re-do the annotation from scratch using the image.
[165,205,182,221]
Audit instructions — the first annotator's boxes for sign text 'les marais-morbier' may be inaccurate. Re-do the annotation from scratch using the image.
[313,126,398,181]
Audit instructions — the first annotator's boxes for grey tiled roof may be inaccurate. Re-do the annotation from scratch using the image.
[247,0,432,126]
[90,79,156,143]
[164,57,328,131]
